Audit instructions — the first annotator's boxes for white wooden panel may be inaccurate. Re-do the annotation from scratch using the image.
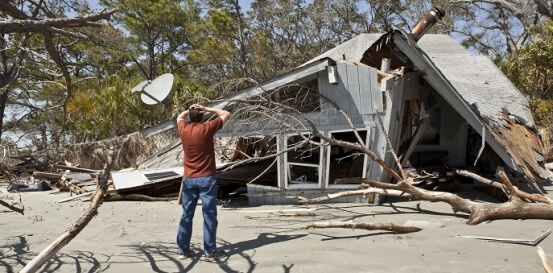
[112,167,183,190]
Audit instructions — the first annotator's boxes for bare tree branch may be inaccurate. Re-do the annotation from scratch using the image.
[0,194,24,215]
[306,221,422,233]
[0,10,117,33]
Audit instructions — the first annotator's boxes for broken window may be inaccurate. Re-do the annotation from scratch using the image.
[285,133,322,188]
[326,130,369,188]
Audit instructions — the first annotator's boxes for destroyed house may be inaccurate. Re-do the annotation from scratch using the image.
[116,11,547,204]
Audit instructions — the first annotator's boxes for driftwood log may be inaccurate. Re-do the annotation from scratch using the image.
[306,221,422,233]
[20,149,114,273]
[323,168,553,225]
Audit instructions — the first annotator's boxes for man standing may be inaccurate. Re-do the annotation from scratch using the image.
[176,103,231,261]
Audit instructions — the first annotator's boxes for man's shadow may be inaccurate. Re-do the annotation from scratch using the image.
[134,232,307,273]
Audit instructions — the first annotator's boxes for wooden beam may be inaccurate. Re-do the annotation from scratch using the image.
[32,171,62,182]
[58,192,93,203]
[54,165,99,174]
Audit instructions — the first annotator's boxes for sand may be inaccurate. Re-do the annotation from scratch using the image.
[2,183,553,273]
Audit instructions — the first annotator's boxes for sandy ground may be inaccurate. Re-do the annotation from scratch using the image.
[2,182,553,273]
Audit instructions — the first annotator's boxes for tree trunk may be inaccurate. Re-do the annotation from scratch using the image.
[0,91,9,140]
[348,175,553,225]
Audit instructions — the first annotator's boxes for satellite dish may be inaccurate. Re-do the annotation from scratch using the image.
[131,79,149,93]
[131,73,174,105]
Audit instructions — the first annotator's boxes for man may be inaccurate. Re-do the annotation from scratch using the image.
[176,103,231,261]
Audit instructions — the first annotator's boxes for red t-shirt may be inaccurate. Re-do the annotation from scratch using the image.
[178,118,223,177]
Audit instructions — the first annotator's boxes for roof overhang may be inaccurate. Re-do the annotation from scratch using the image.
[140,58,334,138]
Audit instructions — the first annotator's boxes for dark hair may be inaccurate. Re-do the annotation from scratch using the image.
[189,109,203,123]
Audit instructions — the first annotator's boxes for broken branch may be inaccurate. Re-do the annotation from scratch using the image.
[359,178,553,225]
[0,196,24,214]
[537,246,553,273]
[306,221,422,233]
[297,187,410,205]
[455,169,552,204]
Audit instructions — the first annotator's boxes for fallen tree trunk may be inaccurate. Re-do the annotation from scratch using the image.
[306,221,422,233]
[20,149,114,273]
[333,169,553,225]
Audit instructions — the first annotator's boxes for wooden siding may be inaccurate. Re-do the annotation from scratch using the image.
[318,62,380,127]
[371,75,407,183]
[218,62,381,138]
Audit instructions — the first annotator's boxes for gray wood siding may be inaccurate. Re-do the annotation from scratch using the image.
[372,75,407,183]
[219,63,380,137]
[318,63,379,127]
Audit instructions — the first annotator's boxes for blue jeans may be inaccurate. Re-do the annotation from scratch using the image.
[177,176,219,254]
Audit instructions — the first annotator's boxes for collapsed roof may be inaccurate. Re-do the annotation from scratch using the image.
[136,29,547,190]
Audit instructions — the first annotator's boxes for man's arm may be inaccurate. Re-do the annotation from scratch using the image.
[176,109,189,123]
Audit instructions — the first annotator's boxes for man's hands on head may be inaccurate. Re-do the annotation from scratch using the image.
[190,104,206,114]
[186,103,230,124]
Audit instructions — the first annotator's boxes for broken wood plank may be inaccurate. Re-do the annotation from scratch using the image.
[57,180,87,195]
[32,171,62,182]
[58,192,93,203]
[462,229,551,246]
[54,165,99,174]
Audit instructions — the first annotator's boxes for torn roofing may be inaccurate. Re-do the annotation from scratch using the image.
[300,33,384,67]
[304,31,544,183]
[415,34,535,130]
[304,32,536,131]
[359,30,544,182]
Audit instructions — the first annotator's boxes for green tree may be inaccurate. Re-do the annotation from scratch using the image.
[100,0,201,79]
[248,0,316,79]
[496,19,553,158]
[0,0,115,148]
[65,76,166,142]
[441,0,553,58]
